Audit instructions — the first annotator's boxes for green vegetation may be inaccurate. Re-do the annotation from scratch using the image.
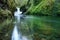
[0,0,60,17]
[0,0,60,40]
[0,0,28,18]
[25,0,60,16]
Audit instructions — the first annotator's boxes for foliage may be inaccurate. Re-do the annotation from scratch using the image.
[0,8,12,18]
[25,0,60,16]
[0,0,60,16]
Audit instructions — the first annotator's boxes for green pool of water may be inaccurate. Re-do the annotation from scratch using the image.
[0,15,60,40]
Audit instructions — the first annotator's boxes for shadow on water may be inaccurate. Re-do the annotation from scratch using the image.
[0,15,60,40]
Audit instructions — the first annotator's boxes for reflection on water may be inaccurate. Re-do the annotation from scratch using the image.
[0,16,60,40]
[12,25,21,40]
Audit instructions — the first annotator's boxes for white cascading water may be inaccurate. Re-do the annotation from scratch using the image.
[11,7,28,40]
[12,25,21,40]
[14,7,22,22]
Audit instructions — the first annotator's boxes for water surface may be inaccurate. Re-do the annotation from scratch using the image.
[0,15,60,40]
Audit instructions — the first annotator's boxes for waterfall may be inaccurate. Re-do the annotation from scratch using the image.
[11,7,28,40]
[11,25,22,40]
[14,7,22,16]
[14,7,22,22]
[11,7,22,40]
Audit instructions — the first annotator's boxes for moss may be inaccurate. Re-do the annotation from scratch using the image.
[0,8,12,18]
